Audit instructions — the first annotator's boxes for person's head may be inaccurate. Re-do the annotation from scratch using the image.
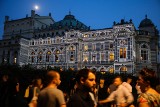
[137,68,157,93]
[99,78,105,84]
[45,70,61,87]
[126,76,132,84]
[114,76,123,86]
[33,77,42,88]
[2,74,9,82]
[75,68,96,92]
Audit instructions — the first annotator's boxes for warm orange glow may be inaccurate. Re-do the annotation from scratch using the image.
[110,53,114,61]
[120,48,126,58]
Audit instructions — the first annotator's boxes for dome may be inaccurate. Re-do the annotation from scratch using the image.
[139,15,154,28]
[52,12,90,31]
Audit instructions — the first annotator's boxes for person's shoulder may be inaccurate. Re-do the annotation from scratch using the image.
[119,84,128,90]
[122,82,127,85]
[55,88,63,93]
[70,93,81,100]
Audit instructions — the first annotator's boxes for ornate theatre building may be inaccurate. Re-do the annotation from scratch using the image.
[0,10,159,75]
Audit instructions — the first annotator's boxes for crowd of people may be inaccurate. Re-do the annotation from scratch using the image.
[0,67,160,107]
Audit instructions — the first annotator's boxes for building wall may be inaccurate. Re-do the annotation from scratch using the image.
[0,11,159,75]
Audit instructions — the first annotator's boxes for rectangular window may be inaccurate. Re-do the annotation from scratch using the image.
[92,54,96,61]
[101,53,105,61]
[92,44,96,50]
[84,45,88,51]
[141,50,147,60]
[110,43,113,49]
[109,53,114,61]
[101,44,104,50]
[120,48,126,58]
[83,54,89,61]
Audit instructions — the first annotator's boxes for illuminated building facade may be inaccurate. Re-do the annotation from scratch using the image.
[0,10,159,75]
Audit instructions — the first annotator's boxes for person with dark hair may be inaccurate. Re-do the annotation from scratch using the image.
[0,74,10,107]
[27,77,43,107]
[98,76,134,107]
[67,68,96,107]
[97,78,109,107]
[37,70,66,107]
[137,68,160,107]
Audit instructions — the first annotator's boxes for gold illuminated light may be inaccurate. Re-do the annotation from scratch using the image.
[84,45,88,51]
[109,67,114,73]
[120,66,127,72]
[14,57,17,64]
[84,34,88,38]
[120,48,126,58]
[83,55,88,62]
[109,53,114,61]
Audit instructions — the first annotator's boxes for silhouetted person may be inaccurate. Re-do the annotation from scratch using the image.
[0,74,10,107]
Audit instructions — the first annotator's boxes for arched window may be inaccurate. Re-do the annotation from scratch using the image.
[38,51,43,62]
[13,51,18,64]
[92,68,97,72]
[100,68,105,72]
[109,67,114,73]
[55,50,60,62]
[69,46,75,61]
[48,38,51,44]
[46,51,51,62]
[120,66,127,73]
[31,52,35,63]
[69,46,75,51]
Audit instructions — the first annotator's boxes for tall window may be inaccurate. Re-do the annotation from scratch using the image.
[120,48,126,58]
[69,46,75,61]
[141,44,149,61]
[109,43,113,49]
[55,50,60,62]
[109,52,114,61]
[92,54,96,61]
[84,44,88,51]
[13,51,18,64]
[101,43,104,50]
[70,55,74,61]
[38,51,43,62]
[39,39,42,44]
[83,54,89,62]
[48,38,51,44]
[101,53,105,61]
[31,52,35,63]
[92,44,96,50]
[46,51,51,62]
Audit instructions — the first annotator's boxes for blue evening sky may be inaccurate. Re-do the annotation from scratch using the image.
[0,0,160,39]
